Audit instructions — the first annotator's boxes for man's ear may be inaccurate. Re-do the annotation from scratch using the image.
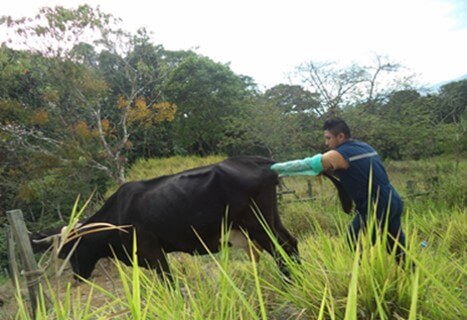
[337,132,346,142]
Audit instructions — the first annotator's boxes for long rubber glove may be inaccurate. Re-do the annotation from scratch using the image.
[271,154,323,177]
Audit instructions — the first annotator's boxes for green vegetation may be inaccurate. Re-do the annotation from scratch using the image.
[0,4,465,319]
[2,156,465,319]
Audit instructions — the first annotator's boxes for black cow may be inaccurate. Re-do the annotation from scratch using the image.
[31,155,351,281]
[31,156,299,280]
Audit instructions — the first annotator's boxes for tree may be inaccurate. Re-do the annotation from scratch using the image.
[341,89,442,160]
[436,80,467,124]
[434,80,467,168]
[263,84,321,115]
[165,55,253,155]
[1,5,175,185]
[221,85,324,160]
[294,55,415,116]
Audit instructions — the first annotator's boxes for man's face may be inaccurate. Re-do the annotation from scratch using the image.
[324,130,345,149]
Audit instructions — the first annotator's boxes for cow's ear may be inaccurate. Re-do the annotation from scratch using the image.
[322,173,353,214]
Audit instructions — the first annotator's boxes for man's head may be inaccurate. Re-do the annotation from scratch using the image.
[322,118,351,149]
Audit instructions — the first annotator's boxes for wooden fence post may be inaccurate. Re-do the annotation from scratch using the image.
[277,178,283,200]
[6,209,41,318]
[7,227,20,283]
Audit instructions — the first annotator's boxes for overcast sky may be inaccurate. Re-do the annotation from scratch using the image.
[2,0,467,89]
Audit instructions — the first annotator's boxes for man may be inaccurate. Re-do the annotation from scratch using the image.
[271,118,406,263]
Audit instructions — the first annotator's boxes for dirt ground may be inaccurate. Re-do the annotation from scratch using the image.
[0,258,126,319]
[0,249,256,318]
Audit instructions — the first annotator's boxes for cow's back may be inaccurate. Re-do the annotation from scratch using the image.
[86,156,279,254]
[216,156,278,193]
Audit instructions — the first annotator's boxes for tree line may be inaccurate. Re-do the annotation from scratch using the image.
[0,5,465,235]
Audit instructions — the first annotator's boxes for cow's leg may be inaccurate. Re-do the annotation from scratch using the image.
[256,187,299,258]
[247,221,293,277]
[251,219,299,276]
[271,195,299,262]
[135,231,173,282]
[246,229,294,278]
[140,249,172,282]
[228,229,263,262]
[247,190,299,278]
[273,219,300,261]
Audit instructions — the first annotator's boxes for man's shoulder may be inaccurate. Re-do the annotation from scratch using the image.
[340,140,374,149]
[336,140,376,157]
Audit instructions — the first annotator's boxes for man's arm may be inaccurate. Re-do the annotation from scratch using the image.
[270,151,349,176]
[321,150,349,171]
[270,154,323,176]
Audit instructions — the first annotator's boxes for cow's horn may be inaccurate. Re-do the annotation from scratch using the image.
[32,234,60,244]
[60,223,82,238]
[60,226,68,236]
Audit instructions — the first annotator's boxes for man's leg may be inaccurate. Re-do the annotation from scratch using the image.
[347,214,364,252]
[387,213,406,264]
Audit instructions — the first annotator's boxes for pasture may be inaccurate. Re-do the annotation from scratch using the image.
[1,155,465,319]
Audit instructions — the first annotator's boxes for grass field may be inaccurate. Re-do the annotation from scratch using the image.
[1,155,465,319]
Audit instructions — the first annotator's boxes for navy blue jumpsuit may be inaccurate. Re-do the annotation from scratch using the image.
[334,140,406,261]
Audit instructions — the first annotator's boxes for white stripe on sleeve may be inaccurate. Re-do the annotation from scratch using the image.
[348,151,378,162]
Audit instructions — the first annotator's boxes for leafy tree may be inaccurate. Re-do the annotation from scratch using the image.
[1,5,175,185]
[261,85,324,155]
[341,89,446,160]
[0,6,181,243]
[97,35,178,162]
[165,55,253,155]
[433,80,467,168]
[263,84,321,115]
[221,85,323,160]
[1,5,119,58]
[221,100,295,158]
[436,80,467,124]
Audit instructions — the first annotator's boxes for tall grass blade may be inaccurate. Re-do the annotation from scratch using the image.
[408,267,420,320]
[192,227,259,319]
[247,232,267,320]
[317,285,328,320]
[344,246,360,320]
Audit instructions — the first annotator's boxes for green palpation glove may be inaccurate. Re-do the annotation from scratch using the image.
[270,154,323,177]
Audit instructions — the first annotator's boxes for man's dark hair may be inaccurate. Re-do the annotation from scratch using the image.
[322,118,352,138]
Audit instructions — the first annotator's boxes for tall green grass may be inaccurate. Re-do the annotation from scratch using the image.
[7,156,466,319]
[12,205,464,319]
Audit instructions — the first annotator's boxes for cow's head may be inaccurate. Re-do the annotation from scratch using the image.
[31,223,131,280]
[30,225,75,257]
[30,223,99,280]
